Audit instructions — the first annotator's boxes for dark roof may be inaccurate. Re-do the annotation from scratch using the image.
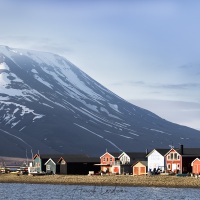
[109,152,147,163]
[146,149,169,157]
[125,152,147,159]
[35,154,99,163]
[109,152,121,158]
[164,146,200,156]
[34,154,62,160]
[123,152,147,164]
[177,148,200,155]
[58,155,99,163]
[154,149,169,156]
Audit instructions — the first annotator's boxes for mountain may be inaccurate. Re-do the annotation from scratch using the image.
[0,45,200,158]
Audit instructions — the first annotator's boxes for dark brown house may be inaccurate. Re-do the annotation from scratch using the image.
[57,155,100,175]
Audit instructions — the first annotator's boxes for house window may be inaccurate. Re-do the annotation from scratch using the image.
[167,164,171,170]
[177,164,180,169]
[107,158,109,162]
[103,157,105,162]
[61,160,66,165]
[168,153,180,160]
[46,165,50,170]
[110,158,112,162]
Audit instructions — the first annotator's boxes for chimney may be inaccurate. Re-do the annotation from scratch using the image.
[146,149,148,155]
[180,144,183,155]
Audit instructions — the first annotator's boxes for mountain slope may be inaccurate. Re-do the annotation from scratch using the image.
[0,45,200,157]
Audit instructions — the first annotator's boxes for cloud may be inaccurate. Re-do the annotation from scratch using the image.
[111,80,200,90]
[111,80,145,86]
[157,83,200,90]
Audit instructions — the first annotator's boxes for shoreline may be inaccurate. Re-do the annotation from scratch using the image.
[0,174,200,188]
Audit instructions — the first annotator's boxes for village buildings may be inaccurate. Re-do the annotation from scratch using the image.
[1,145,200,176]
[165,145,200,174]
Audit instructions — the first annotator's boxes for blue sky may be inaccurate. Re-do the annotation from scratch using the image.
[0,0,200,130]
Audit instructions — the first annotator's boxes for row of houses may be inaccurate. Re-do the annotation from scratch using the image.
[27,145,200,176]
[29,154,100,175]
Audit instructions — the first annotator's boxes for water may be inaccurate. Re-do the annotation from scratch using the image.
[0,183,199,200]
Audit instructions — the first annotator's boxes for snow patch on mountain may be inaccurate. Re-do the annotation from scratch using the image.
[100,107,120,119]
[31,69,38,74]
[109,103,121,113]
[0,62,9,70]
[149,128,172,136]
[74,123,103,139]
[0,101,44,124]
[33,74,53,89]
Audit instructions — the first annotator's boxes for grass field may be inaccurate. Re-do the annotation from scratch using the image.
[0,174,200,188]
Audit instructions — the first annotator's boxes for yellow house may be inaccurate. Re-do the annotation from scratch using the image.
[132,161,147,175]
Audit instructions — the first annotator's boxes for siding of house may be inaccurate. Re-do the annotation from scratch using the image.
[33,156,42,173]
[191,158,200,174]
[60,159,67,174]
[165,149,182,173]
[45,159,56,174]
[100,153,115,165]
[133,162,147,175]
[100,152,115,173]
[147,150,166,172]
[118,152,130,164]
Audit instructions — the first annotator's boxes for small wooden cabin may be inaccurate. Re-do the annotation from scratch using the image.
[191,158,200,175]
[31,154,60,174]
[44,158,60,174]
[132,161,148,176]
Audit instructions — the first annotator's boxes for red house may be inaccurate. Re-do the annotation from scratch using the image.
[165,145,200,174]
[99,152,120,174]
[165,148,182,173]
[191,158,200,175]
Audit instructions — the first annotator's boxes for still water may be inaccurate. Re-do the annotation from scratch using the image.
[0,183,199,200]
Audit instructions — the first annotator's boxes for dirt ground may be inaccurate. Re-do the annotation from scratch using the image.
[0,174,200,188]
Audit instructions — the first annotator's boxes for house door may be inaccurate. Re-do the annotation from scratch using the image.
[134,167,138,175]
[198,165,200,174]
[113,167,119,174]
[172,164,176,172]
[140,167,146,175]
[194,164,200,174]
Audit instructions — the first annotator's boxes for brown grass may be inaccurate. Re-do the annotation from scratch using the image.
[0,174,200,188]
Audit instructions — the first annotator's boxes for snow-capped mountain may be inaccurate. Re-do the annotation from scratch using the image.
[0,45,200,158]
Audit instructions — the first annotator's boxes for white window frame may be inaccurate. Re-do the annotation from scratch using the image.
[46,165,50,171]
[167,152,180,160]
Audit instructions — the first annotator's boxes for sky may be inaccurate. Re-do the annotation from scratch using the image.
[0,0,200,130]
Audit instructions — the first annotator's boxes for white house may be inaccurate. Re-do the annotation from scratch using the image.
[146,149,169,172]
[118,152,131,164]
